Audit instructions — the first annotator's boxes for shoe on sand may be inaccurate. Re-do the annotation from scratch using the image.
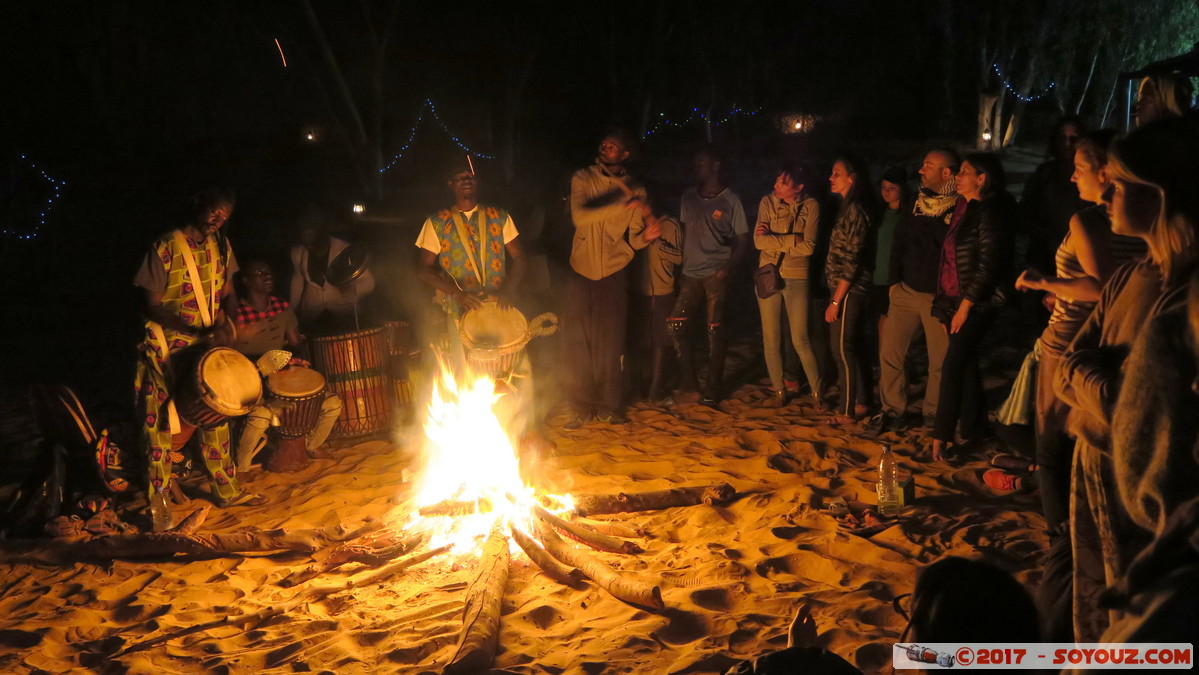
[983,469,1024,493]
[989,453,1036,473]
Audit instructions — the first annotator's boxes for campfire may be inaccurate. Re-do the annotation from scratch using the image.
[388,363,736,672]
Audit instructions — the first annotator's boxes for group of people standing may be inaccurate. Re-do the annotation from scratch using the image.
[553,90,1199,644]
[553,127,1020,448]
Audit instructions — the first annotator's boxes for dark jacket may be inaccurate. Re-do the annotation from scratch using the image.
[889,208,949,292]
[937,194,1013,310]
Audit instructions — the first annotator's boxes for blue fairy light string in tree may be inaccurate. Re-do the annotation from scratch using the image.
[380,99,493,173]
[2,155,66,240]
[642,107,759,139]
[992,64,1056,103]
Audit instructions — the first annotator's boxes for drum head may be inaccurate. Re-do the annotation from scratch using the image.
[326,244,370,286]
[268,367,326,398]
[460,301,527,351]
[197,348,263,416]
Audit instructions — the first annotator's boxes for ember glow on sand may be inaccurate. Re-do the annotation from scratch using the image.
[404,365,572,556]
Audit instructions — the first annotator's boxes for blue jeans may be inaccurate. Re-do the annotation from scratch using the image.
[757,279,822,395]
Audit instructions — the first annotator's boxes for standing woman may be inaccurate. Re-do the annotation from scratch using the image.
[1014,131,1145,534]
[1055,116,1199,641]
[868,167,911,373]
[754,161,823,408]
[824,155,875,424]
[930,153,1011,461]
[1012,130,1146,640]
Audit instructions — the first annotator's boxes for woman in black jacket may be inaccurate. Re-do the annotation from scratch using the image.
[931,153,1012,461]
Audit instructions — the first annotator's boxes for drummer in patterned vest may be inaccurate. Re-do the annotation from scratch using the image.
[230,259,343,471]
[132,188,265,530]
[415,162,527,347]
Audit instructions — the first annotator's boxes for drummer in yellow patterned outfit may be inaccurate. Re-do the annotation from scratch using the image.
[132,188,264,531]
[415,163,527,344]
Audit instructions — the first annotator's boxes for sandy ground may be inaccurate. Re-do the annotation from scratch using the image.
[0,380,1046,675]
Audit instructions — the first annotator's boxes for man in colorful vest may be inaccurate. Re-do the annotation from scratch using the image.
[132,188,265,531]
[416,163,527,331]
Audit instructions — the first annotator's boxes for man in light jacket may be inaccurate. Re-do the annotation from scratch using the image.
[561,128,661,428]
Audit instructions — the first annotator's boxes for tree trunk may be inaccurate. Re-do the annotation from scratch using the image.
[1073,47,1102,114]
[977,92,1000,150]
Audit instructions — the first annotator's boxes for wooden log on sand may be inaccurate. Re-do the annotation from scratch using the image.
[572,518,648,539]
[510,524,584,587]
[444,527,509,674]
[569,483,735,517]
[277,532,427,588]
[0,511,327,565]
[535,520,664,610]
[534,505,642,554]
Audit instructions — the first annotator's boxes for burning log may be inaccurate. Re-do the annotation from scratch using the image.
[570,483,736,516]
[536,520,664,610]
[573,518,648,539]
[510,524,584,587]
[277,532,426,588]
[534,505,642,555]
[418,498,493,518]
[445,527,509,674]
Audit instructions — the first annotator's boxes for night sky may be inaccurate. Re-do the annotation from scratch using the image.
[0,0,1193,406]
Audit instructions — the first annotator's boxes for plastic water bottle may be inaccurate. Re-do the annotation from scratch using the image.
[876,444,900,516]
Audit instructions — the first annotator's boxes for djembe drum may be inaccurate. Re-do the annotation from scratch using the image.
[264,366,327,472]
[174,346,262,429]
[309,328,392,438]
[459,302,558,379]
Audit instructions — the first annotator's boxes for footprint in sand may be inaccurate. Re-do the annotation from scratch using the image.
[689,587,731,611]
[652,608,709,645]
[524,604,564,630]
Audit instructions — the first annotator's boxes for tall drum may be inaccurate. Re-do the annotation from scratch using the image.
[309,328,391,438]
[383,320,416,413]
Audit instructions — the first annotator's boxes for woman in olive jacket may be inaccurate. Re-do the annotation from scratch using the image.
[930,152,1013,461]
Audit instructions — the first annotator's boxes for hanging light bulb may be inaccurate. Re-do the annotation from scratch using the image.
[982,129,993,143]
[352,203,366,214]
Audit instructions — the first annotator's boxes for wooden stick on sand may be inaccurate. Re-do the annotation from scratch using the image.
[510,524,584,587]
[535,520,663,610]
[570,483,735,517]
[534,505,642,554]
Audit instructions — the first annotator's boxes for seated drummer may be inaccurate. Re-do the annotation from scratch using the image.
[230,259,343,471]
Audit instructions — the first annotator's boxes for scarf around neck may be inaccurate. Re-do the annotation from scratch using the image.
[914,176,960,221]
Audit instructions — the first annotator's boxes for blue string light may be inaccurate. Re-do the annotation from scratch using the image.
[2,154,66,240]
[992,64,1055,103]
[642,106,759,139]
[379,99,493,173]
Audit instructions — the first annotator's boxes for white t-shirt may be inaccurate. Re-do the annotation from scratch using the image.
[415,206,519,254]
